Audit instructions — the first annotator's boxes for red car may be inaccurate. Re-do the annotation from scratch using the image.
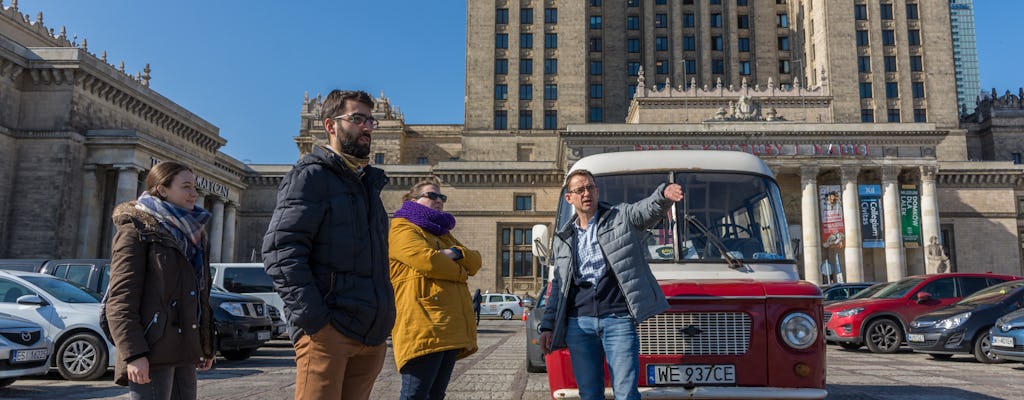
[824,273,1020,353]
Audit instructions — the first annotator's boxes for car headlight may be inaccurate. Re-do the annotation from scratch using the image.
[835,307,864,318]
[780,312,818,349]
[219,302,246,317]
[935,312,971,330]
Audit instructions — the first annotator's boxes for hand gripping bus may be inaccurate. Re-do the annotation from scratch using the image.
[532,150,827,399]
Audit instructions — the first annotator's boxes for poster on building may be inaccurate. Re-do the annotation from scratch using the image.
[859,185,884,248]
[819,185,845,249]
[900,185,922,248]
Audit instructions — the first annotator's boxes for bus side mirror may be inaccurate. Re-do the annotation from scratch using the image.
[532,224,551,264]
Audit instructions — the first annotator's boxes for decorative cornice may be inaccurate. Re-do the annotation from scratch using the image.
[434,171,564,187]
[10,129,84,143]
[937,171,1023,187]
[941,212,1019,219]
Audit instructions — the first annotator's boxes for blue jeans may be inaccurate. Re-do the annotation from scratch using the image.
[399,349,459,400]
[566,314,640,400]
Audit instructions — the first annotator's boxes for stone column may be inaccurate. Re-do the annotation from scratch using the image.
[919,165,941,273]
[76,166,101,258]
[221,202,237,263]
[881,166,906,281]
[800,166,822,284]
[841,166,864,282]
[196,192,207,211]
[113,165,141,206]
[209,198,225,263]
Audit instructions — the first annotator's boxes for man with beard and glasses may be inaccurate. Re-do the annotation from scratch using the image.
[263,89,395,400]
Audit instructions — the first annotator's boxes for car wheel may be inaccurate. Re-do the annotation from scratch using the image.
[220,348,256,361]
[501,310,514,320]
[526,356,546,373]
[57,332,109,381]
[0,378,16,387]
[864,319,902,354]
[838,342,862,350]
[929,353,954,360]
[973,330,1005,364]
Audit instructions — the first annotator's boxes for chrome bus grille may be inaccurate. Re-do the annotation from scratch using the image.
[638,312,752,355]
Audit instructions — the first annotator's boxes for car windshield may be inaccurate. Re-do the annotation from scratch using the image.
[957,281,1024,306]
[872,278,925,299]
[852,282,892,299]
[22,275,101,303]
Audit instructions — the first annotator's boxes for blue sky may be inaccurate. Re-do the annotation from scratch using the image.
[15,1,1023,164]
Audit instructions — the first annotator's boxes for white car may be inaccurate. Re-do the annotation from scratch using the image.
[0,270,114,381]
[0,311,51,387]
[481,293,525,320]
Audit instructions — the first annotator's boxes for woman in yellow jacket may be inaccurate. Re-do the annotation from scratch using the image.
[389,181,482,400]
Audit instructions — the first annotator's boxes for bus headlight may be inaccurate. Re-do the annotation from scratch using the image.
[780,312,818,350]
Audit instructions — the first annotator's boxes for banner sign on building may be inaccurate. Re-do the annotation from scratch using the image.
[819,185,845,249]
[900,185,922,248]
[859,185,884,248]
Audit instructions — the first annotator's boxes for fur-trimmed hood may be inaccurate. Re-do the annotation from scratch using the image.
[111,201,161,234]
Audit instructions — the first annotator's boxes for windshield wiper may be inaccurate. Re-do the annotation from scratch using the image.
[683,214,745,270]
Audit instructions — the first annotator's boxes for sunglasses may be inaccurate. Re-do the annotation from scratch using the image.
[417,192,448,202]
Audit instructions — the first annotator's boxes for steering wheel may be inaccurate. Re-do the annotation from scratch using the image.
[706,223,753,240]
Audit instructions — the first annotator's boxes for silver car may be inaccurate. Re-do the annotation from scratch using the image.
[0,311,51,387]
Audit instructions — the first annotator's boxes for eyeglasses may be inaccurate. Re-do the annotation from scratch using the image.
[568,184,597,195]
[417,192,448,202]
[332,113,379,129]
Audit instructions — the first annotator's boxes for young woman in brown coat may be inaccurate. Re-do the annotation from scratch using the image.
[104,161,215,399]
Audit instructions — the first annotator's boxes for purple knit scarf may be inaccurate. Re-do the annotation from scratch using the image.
[394,201,456,236]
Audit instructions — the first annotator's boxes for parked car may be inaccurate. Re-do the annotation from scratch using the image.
[210,263,287,338]
[822,282,879,305]
[34,259,274,361]
[907,280,1024,362]
[0,259,47,273]
[524,284,550,373]
[824,273,1020,353]
[845,282,893,302]
[480,293,524,320]
[0,270,114,380]
[990,307,1024,362]
[0,312,51,387]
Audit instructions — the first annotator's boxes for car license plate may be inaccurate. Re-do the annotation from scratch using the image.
[907,333,925,343]
[647,364,736,385]
[257,331,271,341]
[992,335,1014,348]
[12,348,48,363]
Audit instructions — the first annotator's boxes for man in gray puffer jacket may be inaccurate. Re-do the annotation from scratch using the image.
[262,89,395,400]
[539,169,683,400]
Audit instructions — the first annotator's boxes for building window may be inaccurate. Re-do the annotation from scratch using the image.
[545,33,558,48]
[544,59,557,74]
[628,62,641,76]
[882,30,895,46]
[590,37,603,52]
[858,56,870,73]
[628,84,637,99]
[710,13,722,27]
[910,56,923,71]
[906,3,919,20]
[520,59,533,75]
[520,84,533,100]
[683,0,694,4]
[590,84,603,99]
[683,13,695,27]
[886,82,899,98]
[589,107,603,122]
[683,36,696,51]
[500,226,536,279]
[738,15,749,29]
[738,37,750,52]
[710,0,721,4]
[778,60,790,74]
[887,109,901,122]
[684,60,696,74]
[656,14,668,28]
[496,33,508,49]
[656,36,669,51]
[855,4,867,20]
[712,36,724,51]
[884,56,896,72]
[544,110,557,129]
[589,0,601,6]
[514,195,534,211]
[495,59,508,75]
[544,84,558,100]
[656,60,669,74]
[628,38,641,53]
[545,7,558,23]
[861,109,874,122]
[627,15,640,30]
[374,153,384,165]
[713,59,725,74]
[590,15,602,29]
[912,82,925,98]
[880,3,893,20]
[519,110,532,129]
[590,61,603,75]
[856,30,869,46]
[628,0,639,6]
[860,82,873,98]
[494,110,507,129]
[739,61,751,75]
[496,8,509,24]
[913,109,926,122]
[778,36,790,51]
[777,14,789,28]
[521,8,533,24]
[908,30,921,46]
[737,0,748,5]
[521,33,533,48]
[495,84,508,100]
[417,157,428,165]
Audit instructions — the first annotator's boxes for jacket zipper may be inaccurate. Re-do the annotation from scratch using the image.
[143,312,160,336]
[324,273,336,303]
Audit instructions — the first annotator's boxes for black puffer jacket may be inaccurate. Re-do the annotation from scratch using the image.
[262,146,396,345]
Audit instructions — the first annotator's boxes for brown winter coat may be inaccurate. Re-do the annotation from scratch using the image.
[105,201,214,386]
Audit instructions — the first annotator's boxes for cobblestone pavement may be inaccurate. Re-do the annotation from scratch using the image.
[2,319,1022,399]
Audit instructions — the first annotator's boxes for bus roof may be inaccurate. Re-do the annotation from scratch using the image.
[568,150,775,178]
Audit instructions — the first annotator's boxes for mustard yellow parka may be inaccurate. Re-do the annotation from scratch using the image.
[388,217,482,371]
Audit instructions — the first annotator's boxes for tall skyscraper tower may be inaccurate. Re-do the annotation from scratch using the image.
[948,0,981,115]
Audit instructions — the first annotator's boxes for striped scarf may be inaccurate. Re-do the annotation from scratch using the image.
[135,192,211,281]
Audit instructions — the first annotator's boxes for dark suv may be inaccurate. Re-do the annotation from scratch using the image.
[0,259,273,360]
